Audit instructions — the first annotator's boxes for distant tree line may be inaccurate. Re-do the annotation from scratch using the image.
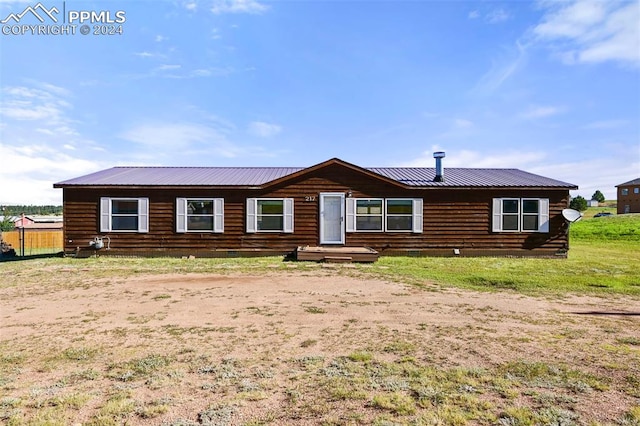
[0,205,63,216]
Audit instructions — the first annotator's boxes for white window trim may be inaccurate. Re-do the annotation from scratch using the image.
[492,198,549,233]
[246,198,294,233]
[346,198,423,233]
[100,197,149,233]
[176,198,224,233]
[385,198,423,233]
[347,198,384,232]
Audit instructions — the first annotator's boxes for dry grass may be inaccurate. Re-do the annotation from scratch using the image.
[0,259,638,425]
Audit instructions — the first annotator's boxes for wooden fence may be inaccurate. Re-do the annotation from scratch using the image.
[1,229,64,255]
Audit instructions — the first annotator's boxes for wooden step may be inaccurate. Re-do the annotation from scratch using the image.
[323,256,353,263]
[295,246,378,262]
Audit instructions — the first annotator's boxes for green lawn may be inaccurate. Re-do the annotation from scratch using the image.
[375,213,640,295]
[2,213,638,296]
[374,239,639,295]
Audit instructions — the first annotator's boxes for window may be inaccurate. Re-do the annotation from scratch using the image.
[346,198,423,233]
[622,188,629,195]
[492,198,549,233]
[635,188,639,194]
[355,199,383,231]
[176,198,223,233]
[522,199,540,231]
[246,198,294,233]
[500,199,520,231]
[100,198,149,233]
[386,199,423,232]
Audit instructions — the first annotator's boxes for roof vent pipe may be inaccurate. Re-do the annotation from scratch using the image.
[433,151,445,182]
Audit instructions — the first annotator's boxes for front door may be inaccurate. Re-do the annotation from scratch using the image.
[320,193,345,244]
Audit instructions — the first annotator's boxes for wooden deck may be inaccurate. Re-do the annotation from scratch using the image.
[295,246,379,263]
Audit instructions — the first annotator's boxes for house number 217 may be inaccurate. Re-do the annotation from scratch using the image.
[304,196,316,202]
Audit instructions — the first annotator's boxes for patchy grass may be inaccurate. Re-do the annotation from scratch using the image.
[1,236,638,296]
[1,222,638,424]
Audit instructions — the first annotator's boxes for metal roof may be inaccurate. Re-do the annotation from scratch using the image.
[54,163,577,189]
[616,177,640,187]
[55,167,304,186]
[370,167,576,187]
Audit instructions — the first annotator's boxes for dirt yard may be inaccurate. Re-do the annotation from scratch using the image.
[1,267,639,425]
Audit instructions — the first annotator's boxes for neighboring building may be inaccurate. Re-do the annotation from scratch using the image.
[587,200,599,207]
[616,178,640,214]
[53,156,578,258]
[13,215,63,229]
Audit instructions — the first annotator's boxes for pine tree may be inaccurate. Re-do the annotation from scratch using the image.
[591,190,605,203]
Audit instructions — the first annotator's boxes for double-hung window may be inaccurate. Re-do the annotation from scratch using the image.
[176,198,224,233]
[100,197,149,233]
[346,198,423,233]
[246,198,294,233]
[492,198,549,233]
[385,199,422,232]
[355,199,384,231]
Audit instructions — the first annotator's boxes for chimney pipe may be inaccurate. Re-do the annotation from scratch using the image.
[433,151,445,182]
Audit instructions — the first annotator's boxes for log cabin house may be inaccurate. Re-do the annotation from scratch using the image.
[53,154,578,259]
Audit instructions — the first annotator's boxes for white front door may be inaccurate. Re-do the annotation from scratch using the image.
[320,193,345,244]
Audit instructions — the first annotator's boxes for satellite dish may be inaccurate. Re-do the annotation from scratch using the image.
[562,208,583,223]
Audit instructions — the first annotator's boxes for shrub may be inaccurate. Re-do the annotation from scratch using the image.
[570,196,588,212]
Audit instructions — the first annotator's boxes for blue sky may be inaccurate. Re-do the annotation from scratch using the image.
[0,0,638,205]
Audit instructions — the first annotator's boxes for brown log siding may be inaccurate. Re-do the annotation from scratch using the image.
[61,165,570,257]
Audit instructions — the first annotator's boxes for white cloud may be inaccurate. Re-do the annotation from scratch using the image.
[122,122,221,149]
[0,85,75,131]
[191,69,212,77]
[0,144,99,205]
[120,122,246,159]
[519,105,566,119]
[183,2,197,11]
[472,40,527,94]
[155,35,167,42]
[453,118,473,128]
[248,121,282,138]
[534,0,639,67]
[468,8,510,23]
[210,0,268,14]
[36,82,71,97]
[401,148,547,169]
[486,8,510,24]
[530,157,639,200]
[156,64,181,71]
[583,119,628,129]
[134,48,169,60]
[0,82,107,204]
[141,64,233,79]
[399,147,638,200]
